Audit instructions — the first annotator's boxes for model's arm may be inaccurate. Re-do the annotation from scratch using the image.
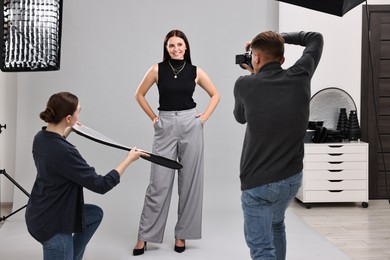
[196,67,220,124]
[134,64,159,123]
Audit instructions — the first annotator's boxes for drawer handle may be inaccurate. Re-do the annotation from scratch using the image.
[328,190,343,192]
[328,145,343,148]
[328,153,343,156]
[328,161,343,164]
[328,180,343,182]
[328,170,343,172]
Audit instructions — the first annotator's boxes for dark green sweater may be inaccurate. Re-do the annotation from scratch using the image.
[234,31,323,190]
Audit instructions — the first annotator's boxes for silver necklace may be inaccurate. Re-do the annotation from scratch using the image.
[168,60,186,78]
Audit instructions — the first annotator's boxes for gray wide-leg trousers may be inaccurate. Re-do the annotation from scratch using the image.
[137,108,204,243]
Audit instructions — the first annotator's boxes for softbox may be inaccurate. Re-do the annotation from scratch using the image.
[277,0,365,17]
[1,0,63,72]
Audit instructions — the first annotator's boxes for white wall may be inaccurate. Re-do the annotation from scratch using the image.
[8,0,279,229]
[279,0,390,119]
[0,72,17,203]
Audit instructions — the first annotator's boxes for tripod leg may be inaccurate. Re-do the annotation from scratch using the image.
[0,169,30,222]
[1,205,27,222]
[0,169,30,197]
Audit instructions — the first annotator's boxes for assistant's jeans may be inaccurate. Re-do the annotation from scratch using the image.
[41,204,103,260]
[241,172,302,260]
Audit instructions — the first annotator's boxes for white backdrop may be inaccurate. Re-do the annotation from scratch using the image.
[0,73,16,203]
[9,0,279,242]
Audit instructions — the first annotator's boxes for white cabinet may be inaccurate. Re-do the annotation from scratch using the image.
[296,142,369,208]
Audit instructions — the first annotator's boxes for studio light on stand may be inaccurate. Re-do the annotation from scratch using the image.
[0,123,5,133]
[0,0,63,219]
[276,0,365,17]
[1,0,63,72]
[0,123,30,222]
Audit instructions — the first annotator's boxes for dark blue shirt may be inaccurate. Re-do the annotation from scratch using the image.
[25,127,120,242]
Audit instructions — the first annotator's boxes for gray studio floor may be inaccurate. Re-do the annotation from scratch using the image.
[0,205,350,260]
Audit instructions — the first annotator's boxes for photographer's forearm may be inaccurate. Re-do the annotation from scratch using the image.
[282,31,324,76]
[281,32,304,46]
[282,31,323,48]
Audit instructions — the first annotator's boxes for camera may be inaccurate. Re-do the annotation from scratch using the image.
[235,51,252,69]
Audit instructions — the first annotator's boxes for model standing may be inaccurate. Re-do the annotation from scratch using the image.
[133,29,220,255]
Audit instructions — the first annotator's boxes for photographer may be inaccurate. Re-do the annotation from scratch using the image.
[233,31,323,260]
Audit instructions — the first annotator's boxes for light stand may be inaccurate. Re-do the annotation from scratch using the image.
[0,169,30,222]
[0,123,30,222]
[1,0,64,72]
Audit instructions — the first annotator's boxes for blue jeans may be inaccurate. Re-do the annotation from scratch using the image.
[41,204,103,260]
[241,172,302,260]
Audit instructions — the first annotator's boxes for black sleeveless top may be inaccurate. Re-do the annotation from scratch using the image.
[157,59,197,111]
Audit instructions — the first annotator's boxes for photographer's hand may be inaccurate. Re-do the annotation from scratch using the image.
[245,41,251,52]
[241,63,254,74]
[243,41,254,74]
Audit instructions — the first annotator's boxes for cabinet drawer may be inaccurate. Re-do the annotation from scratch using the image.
[304,169,367,180]
[304,190,368,202]
[306,180,367,190]
[305,144,367,154]
[305,153,367,162]
[305,161,367,170]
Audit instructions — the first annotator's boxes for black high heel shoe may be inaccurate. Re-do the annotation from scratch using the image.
[174,245,186,253]
[133,242,147,256]
[174,240,186,253]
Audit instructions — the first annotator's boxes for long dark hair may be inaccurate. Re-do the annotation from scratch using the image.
[40,92,79,124]
[163,29,192,64]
